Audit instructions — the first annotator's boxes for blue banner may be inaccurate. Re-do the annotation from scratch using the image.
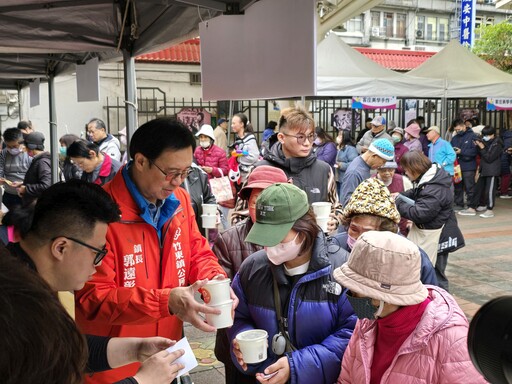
[460,0,476,48]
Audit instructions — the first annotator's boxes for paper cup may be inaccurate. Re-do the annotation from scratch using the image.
[205,300,234,329]
[316,216,329,233]
[199,279,231,306]
[202,203,218,216]
[236,329,268,364]
[312,202,331,217]
[201,214,217,229]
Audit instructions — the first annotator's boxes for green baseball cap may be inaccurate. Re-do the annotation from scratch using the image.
[245,183,309,247]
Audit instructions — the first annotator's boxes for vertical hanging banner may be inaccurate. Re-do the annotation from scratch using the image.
[460,0,476,48]
[351,97,397,110]
[30,78,40,107]
[76,57,100,102]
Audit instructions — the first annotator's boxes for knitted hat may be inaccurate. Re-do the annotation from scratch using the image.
[195,124,215,141]
[426,126,441,135]
[371,116,386,126]
[334,231,428,306]
[405,123,421,138]
[238,166,289,200]
[368,138,395,161]
[245,183,309,247]
[342,178,400,224]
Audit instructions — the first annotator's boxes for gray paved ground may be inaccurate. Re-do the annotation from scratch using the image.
[185,197,512,384]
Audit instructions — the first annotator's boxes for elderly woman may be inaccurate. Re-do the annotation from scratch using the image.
[334,231,487,384]
[396,151,464,290]
[228,183,356,384]
[194,124,229,179]
[375,161,412,236]
[338,177,437,286]
[67,139,122,186]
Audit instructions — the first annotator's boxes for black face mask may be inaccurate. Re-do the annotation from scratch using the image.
[346,294,381,320]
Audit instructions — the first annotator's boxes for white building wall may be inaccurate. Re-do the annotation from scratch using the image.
[18,62,203,141]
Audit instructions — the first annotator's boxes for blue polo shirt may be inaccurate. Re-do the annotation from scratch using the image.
[122,162,180,239]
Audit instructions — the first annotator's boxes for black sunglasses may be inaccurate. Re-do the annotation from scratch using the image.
[55,236,107,265]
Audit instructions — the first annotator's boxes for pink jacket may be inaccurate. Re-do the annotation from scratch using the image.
[194,144,229,179]
[338,286,488,384]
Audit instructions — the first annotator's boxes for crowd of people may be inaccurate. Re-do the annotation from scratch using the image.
[0,109,499,384]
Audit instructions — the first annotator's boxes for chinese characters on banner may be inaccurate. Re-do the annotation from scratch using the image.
[460,0,475,48]
[487,98,512,111]
[351,96,397,110]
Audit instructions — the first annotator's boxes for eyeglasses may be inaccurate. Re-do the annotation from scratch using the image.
[57,236,107,265]
[150,160,192,181]
[281,132,317,145]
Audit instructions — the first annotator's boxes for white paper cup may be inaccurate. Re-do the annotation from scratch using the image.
[205,300,234,329]
[200,279,231,306]
[316,216,329,233]
[236,329,268,364]
[312,202,331,217]
[202,203,218,216]
[201,214,217,229]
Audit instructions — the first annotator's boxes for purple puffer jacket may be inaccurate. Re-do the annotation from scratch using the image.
[315,141,337,168]
[338,286,488,384]
[194,144,229,179]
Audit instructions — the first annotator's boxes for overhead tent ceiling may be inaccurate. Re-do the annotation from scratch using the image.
[0,0,255,89]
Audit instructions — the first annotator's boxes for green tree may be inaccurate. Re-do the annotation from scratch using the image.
[473,21,512,74]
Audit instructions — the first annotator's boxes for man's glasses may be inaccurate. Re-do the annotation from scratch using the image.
[282,132,317,145]
[59,236,107,265]
[150,161,192,181]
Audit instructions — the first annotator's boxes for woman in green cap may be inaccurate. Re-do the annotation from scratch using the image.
[227,183,356,384]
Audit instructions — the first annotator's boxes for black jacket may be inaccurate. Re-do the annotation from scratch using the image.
[479,137,503,177]
[181,166,216,235]
[396,164,453,230]
[22,151,52,206]
[258,142,331,203]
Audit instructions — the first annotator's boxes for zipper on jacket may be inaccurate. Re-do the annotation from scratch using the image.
[159,206,183,279]
[287,265,331,346]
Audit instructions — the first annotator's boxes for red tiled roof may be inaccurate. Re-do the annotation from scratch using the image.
[354,47,436,71]
[136,39,436,71]
[136,38,201,64]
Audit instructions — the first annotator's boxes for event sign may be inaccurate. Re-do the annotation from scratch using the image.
[487,98,512,111]
[351,97,397,110]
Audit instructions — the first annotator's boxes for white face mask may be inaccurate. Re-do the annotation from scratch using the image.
[199,140,211,148]
[265,233,302,265]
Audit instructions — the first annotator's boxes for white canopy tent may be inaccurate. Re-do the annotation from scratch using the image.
[316,34,444,98]
[408,40,512,98]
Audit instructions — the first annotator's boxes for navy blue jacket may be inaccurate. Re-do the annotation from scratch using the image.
[228,232,356,384]
[451,128,478,172]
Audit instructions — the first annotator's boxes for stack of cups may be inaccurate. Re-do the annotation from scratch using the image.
[201,279,234,329]
[201,203,218,229]
[312,202,331,233]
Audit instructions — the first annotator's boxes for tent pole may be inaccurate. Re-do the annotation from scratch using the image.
[227,100,233,147]
[48,73,59,184]
[441,97,448,137]
[123,50,138,159]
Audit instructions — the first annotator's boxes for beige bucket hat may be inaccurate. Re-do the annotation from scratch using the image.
[334,231,428,306]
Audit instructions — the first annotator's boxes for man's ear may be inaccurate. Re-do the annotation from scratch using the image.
[277,132,285,144]
[88,150,97,159]
[133,153,147,171]
[50,237,67,262]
